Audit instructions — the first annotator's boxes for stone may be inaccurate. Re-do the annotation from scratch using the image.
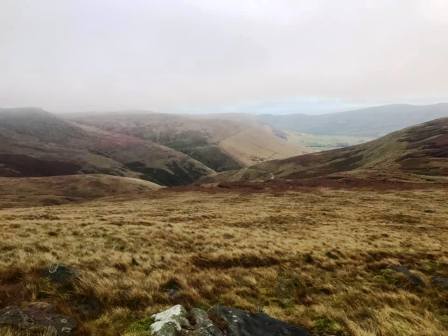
[151,320,179,336]
[209,305,310,336]
[0,303,76,335]
[145,305,310,336]
[190,308,223,336]
[150,304,190,336]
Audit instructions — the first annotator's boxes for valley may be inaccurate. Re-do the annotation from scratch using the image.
[207,117,448,186]
[3,2,448,335]
[1,106,448,336]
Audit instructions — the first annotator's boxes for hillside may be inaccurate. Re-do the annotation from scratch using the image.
[206,117,448,185]
[0,108,213,185]
[1,187,447,336]
[0,174,161,208]
[71,112,305,171]
[260,103,448,137]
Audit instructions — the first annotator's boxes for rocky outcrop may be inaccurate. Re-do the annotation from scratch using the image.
[150,304,190,336]
[0,302,77,335]
[149,305,310,336]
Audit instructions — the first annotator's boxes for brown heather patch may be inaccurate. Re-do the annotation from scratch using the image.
[0,188,447,335]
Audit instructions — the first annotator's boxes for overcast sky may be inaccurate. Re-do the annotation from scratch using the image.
[0,0,447,114]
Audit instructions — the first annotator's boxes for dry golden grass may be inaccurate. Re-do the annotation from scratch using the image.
[0,187,447,335]
[219,125,306,165]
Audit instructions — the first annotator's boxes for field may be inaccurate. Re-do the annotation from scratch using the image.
[0,187,447,336]
[285,131,371,152]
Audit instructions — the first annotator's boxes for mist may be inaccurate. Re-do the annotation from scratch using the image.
[1,0,447,114]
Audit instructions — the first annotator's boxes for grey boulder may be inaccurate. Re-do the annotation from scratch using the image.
[148,305,310,336]
[209,305,310,336]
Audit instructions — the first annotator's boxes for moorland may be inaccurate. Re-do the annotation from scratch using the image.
[0,105,447,336]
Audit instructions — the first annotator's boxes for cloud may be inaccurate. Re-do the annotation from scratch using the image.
[0,0,447,113]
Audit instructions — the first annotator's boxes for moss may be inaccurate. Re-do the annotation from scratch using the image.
[313,316,346,336]
[125,317,154,335]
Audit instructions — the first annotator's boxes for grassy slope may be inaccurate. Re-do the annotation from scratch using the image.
[0,108,213,186]
[0,188,447,335]
[284,131,372,152]
[209,118,448,184]
[219,125,308,166]
[0,174,161,208]
[72,112,305,171]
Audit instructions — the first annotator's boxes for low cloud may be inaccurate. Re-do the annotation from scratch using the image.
[0,0,447,113]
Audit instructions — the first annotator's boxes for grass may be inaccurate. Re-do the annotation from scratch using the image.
[0,188,447,335]
[285,131,371,152]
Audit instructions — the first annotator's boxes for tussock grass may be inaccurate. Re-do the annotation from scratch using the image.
[0,188,447,335]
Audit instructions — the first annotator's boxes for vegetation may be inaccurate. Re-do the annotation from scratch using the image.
[0,175,160,209]
[0,108,213,186]
[73,112,304,169]
[1,111,448,335]
[209,118,448,185]
[0,187,447,335]
[285,131,371,152]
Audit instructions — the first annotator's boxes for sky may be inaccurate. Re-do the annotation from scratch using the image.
[0,0,447,114]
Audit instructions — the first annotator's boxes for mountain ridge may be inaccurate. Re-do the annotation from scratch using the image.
[204,117,448,187]
[259,103,448,137]
[0,108,213,185]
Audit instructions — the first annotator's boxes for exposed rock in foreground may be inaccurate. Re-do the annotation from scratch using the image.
[147,304,310,336]
[0,302,77,335]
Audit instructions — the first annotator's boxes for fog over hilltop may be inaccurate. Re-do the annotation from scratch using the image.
[1,0,448,114]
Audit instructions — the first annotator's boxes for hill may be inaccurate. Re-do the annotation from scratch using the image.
[0,174,161,208]
[0,108,213,185]
[259,103,448,137]
[1,185,447,336]
[71,112,305,171]
[206,117,448,186]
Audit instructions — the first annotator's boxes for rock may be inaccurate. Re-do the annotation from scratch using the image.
[151,304,190,336]
[151,321,179,336]
[190,308,223,336]
[209,305,310,336]
[42,264,78,285]
[146,305,310,336]
[431,276,448,290]
[0,303,76,335]
[389,265,424,287]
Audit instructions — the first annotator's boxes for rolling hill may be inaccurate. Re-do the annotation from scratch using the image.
[205,117,448,186]
[0,174,161,208]
[71,112,305,170]
[259,103,448,137]
[0,108,213,185]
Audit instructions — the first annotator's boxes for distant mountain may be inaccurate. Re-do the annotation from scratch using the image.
[71,112,305,171]
[259,103,448,137]
[0,108,212,185]
[206,117,448,185]
[0,107,304,186]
